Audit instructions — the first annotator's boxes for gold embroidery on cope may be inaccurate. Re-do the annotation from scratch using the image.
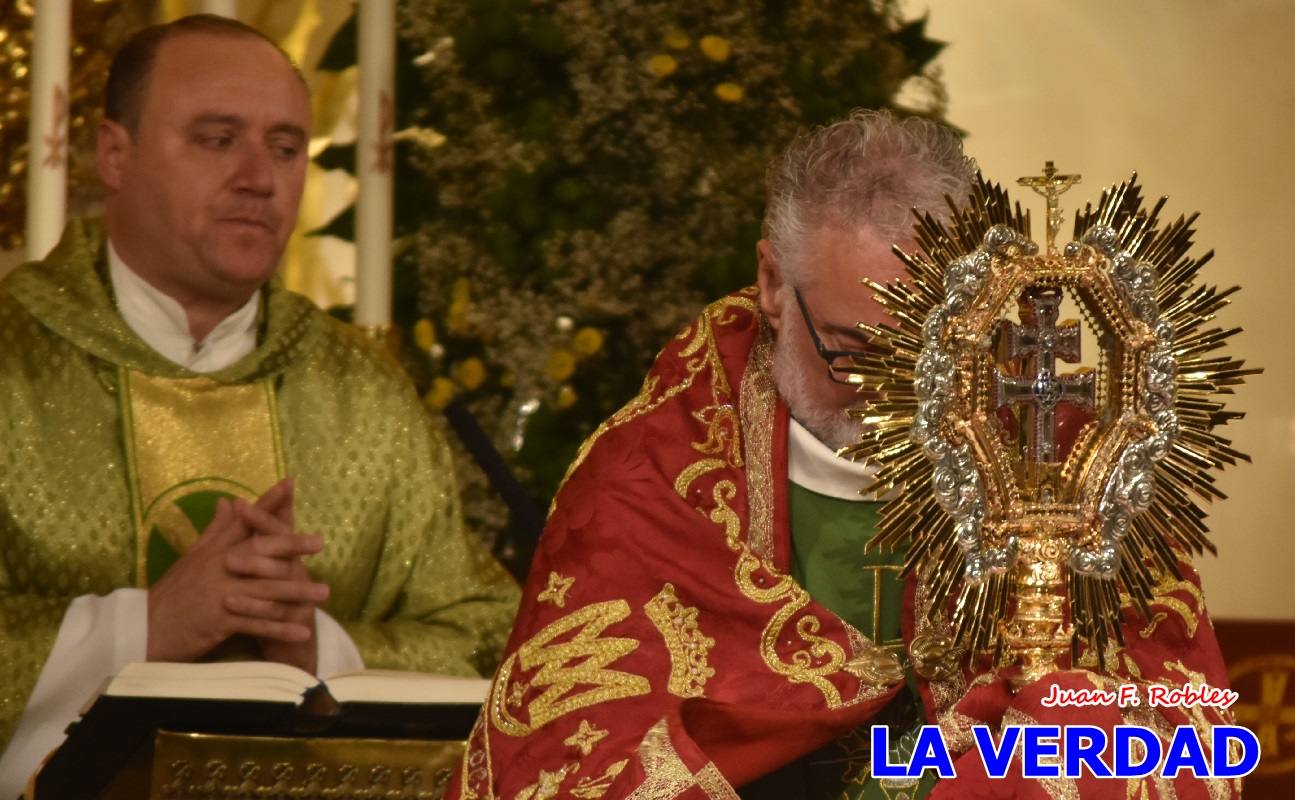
[693,764,737,800]
[1075,638,1124,674]
[1137,589,1201,640]
[492,600,650,736]
[625,720,739,800]
[671,315,898,709]
[936,709,979,755]
[876,778,924,797]
[1122,652,1144,679]
[673,459,729,509]
[1162,575,1206,607]
[668,289,901,709]
[691,404,742,467]
[757,583,848,706]
[1182,704,1235,800]
[572,760,629,799]
[1121,573,1204,641]
[738,326,777,561]
[555,294,756,497]
[1138,612,1170,640]
[538,571,576,608]
[644,583,717,698]
[512,764,577,800]
[507,681,528,709]
[707,481,743,547]
[737,546,900,702]
[459,714,497,800]
[1161,655,1240,799]
[564,719,610,757]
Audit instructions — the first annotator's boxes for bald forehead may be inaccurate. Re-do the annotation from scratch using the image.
[150,30,304,88]
[139,31,311,133]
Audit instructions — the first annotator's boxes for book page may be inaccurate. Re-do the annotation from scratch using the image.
[105,661,318,704]
[324,669,490,705]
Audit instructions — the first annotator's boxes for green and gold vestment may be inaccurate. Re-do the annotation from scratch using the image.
[0,220,520,747]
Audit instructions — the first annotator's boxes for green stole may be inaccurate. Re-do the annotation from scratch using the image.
[119,369,284,586]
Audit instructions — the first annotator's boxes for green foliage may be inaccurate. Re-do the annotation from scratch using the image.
[314,0,950,566]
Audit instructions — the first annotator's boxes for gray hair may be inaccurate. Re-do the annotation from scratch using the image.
[763,109,974,283]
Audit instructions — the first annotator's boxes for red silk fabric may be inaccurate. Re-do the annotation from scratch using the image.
[449,289,1238,800]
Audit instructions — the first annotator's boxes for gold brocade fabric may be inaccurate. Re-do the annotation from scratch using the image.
[0,220,520,748]
[120,371,285,585]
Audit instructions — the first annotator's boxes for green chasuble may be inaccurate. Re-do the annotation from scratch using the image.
[741,483,935,800]
[788,486,904,648]
[0,220,520,747]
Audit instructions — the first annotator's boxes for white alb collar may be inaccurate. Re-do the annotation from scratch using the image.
[787,416,886,501]
[107,240,260,373]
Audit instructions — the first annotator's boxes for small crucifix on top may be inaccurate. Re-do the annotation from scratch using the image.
[1017,161,1081,255]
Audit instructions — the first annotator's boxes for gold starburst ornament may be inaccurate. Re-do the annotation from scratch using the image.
[842,165,1259,687]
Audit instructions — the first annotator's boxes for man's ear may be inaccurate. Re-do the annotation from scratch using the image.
[756,239,786,334]
[96,118,131,192]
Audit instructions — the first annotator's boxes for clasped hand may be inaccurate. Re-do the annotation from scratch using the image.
[147,478,328,673]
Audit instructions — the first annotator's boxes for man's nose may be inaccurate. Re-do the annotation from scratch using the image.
[232,144,275,196]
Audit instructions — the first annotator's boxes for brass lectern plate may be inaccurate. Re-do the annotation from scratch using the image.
[149,731,464,799]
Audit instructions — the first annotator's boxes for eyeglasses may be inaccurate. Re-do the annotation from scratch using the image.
[793,287,869,385]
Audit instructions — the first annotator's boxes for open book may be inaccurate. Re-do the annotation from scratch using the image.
[101,660,491,706]
[38,662,488,800]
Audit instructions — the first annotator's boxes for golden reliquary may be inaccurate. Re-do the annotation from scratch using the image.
[842,164,1258,686]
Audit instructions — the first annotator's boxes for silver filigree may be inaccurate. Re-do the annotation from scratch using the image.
[1068,231,1180,578]
[912,225,1032,582]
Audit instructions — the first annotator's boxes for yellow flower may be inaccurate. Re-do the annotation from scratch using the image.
[424,377,457,410]
[714,82,744,103]
[699,35,732,63]
[452,357,488,391]
[556,385,578,410]
[447,304,471,335]
[545,349,577,383]
[647,54,679,78]
[413,318,437,353]
[571,326,605,357]
[446,277,473,334]
[664,29,690,50]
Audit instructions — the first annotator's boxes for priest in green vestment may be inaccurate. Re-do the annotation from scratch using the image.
[0,15,518,791]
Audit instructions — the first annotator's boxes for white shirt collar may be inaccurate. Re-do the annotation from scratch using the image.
[107,240,260,373]
[787,416,885,501]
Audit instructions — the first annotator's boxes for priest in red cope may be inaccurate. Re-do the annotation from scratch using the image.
[447,111,1235,799]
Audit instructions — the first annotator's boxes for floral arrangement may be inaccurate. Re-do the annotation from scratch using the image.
[316,0,952,572]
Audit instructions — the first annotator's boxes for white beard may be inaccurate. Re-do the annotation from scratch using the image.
[771,331,862,451]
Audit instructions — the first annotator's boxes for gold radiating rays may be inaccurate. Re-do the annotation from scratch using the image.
[840,173,1259,675]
